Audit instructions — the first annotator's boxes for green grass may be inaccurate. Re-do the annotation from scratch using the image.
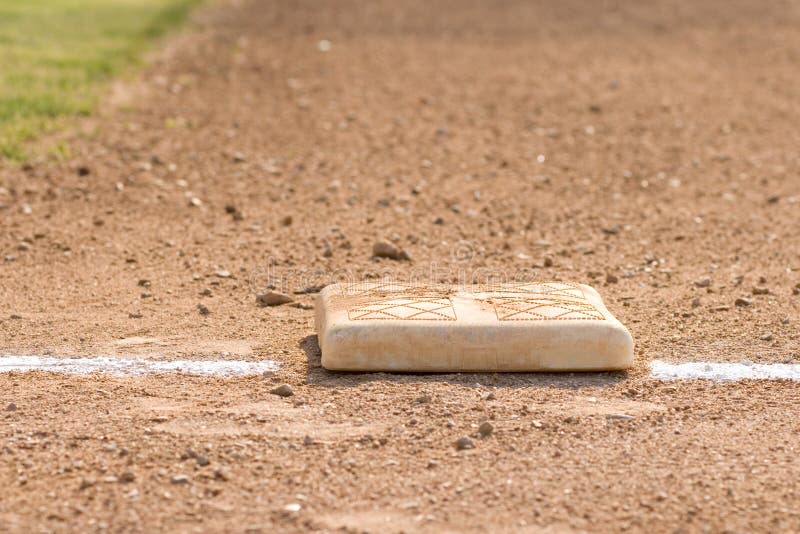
[0,0,200,160]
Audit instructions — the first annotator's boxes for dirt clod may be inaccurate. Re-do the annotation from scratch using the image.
[478,421,494,437]
[270,384,293,397]
[455,436,474,450]
[256,291,293,307]
[170,474,189,485]
[372,240,410,261]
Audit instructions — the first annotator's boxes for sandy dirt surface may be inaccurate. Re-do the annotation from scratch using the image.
[2,0,800,531]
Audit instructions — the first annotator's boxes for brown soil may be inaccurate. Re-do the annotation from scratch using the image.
[2,0,800,531]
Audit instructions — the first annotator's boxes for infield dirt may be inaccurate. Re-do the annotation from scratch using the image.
[1,0,800,531]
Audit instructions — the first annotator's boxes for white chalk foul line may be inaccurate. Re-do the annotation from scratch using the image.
[0,355,278,377]
[650,360,800,382]
[2,356,797,381]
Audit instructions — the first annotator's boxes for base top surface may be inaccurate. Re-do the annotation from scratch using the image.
[315,282,634,372]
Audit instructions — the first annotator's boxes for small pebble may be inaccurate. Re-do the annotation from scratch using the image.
[171,474,190,485]
[752,286,769,295]
[606,413,635,421]
[454,436,474,450]
[6,402,17,411]
[694,277,711,288]
[270,384,293,397]
[413,394,432,404]
[478,421,494,437]
[294,285,325,295]
[197,303,210,316]
[735,297,752,307]
[196,455,210,467]
[605,273,618,284]
[256,291,293,307]
[372,239,410,261]
[225,205,244,221]
[760,333,774,342]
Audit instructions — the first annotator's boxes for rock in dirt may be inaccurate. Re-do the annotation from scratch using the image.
[752,286,769,295]
[373,239,410,261]
[225,205,244,221]
[256,291,293,307]
[270,384,293,397]
[694,277,711,288]
[171,474,190,485]
[294,285,325,295]
[197,303,210,316]
[735,297,752,307]
[478,421,494,437]
[606,413,635,421]
[6,402,16,411]
[283,502,302,513]
[455,436,474,450]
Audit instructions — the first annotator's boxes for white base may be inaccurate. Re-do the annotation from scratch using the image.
[315,282,634,372]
